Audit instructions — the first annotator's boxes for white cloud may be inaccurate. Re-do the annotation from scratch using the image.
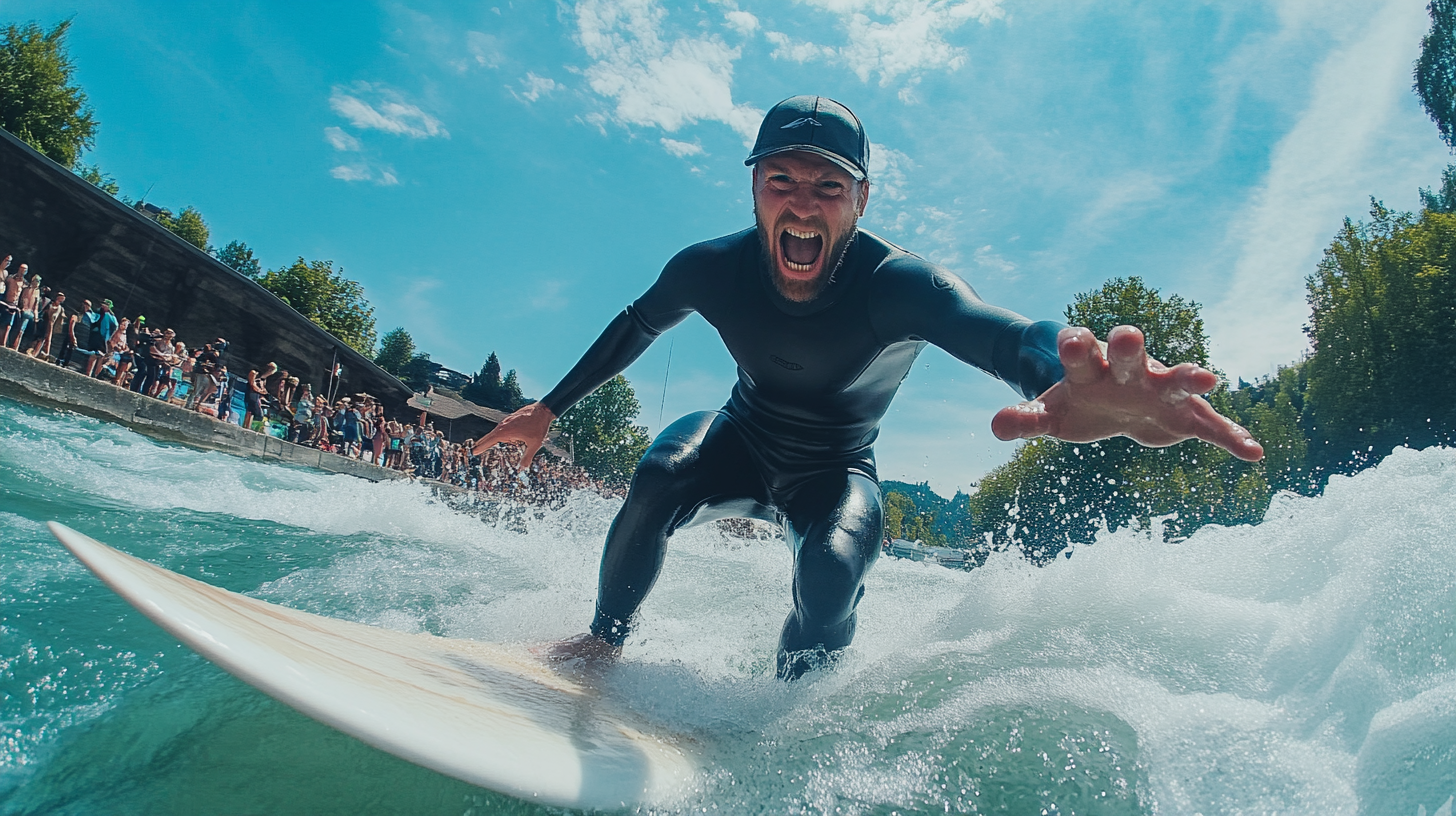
[764,30,837,63]
[466,31,505,69]
[768,0,1005,86]
[661,137,705,157]
[514,73,559,103]
[329,83,449,139]
[973,244,1016,281]
[1205,0,1440,379]
[323,126,361,152]
[868,142,911,201]
[329,163,401,186]
[573,0,763,142]
[330,164,370,182]
[531,280,569,311]
[724,10,758,35]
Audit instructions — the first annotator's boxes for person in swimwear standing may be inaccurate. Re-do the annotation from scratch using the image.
[474,96,1264,679]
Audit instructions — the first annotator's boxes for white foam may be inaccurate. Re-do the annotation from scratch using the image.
[4,399,1454,813]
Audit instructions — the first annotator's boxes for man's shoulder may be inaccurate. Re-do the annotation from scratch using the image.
[671,227,755,266]
[859,231,955,287]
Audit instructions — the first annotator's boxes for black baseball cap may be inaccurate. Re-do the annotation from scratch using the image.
[744,95,869,181]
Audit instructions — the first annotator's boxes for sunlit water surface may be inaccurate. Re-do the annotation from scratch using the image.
[1,396,1453,815]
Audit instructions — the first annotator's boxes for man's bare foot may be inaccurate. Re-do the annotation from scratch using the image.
[533,633,622,668]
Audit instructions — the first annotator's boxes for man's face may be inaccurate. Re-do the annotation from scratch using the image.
[752,151,869,303]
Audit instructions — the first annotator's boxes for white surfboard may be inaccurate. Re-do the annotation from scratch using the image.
[48,522,697,810]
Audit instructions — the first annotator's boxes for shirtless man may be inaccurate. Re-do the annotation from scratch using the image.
[1,260,26,348]
[10,273,42,350]
[474,96,1264,679]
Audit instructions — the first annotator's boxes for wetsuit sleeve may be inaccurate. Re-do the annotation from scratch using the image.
[538,250,700,416]
[870,258,1065,400]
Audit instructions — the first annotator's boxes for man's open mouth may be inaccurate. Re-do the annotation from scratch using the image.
[780,228,824,273]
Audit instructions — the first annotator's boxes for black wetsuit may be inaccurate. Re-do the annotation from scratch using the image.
[540,228,1065,678]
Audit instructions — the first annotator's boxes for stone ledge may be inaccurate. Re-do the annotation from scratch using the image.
[0,346,405,483]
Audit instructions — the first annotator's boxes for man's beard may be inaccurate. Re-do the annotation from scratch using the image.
[755,206,858,303]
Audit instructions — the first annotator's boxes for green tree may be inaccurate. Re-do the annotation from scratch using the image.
[0,20,97,168]
[400,352,433,391]
[463,352,529,411]
[217,240,262,278]
[883,491,914,540]
[554,375,651,488]
[256,257,377,356]
[970,277,1257,560]
[1304,201,1456,471]
[1420,164,1456,213]
[159,205,210,251]
[374,328,415,376]
[464,352,505,406]
[1416,0,1456,149]
[74,161,118,195]
[500,370,527,411]
[1065,275,1211,368]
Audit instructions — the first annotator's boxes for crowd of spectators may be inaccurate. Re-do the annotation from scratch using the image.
[1,253,619,506]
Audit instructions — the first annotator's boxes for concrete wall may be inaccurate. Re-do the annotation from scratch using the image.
[0,126,413,415]
[0,347,405,482]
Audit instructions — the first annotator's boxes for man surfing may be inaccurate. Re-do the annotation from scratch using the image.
[474,95,1263,680]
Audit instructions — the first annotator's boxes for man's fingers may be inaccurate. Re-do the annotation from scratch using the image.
[1057,327,1104,385]
[1184,400,1264,462]
[1105,325,1147,386]
[1170,363,1219,397]
[992,401,1054,441]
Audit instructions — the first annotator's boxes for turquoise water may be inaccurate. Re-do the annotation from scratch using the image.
[2,394,1453,815]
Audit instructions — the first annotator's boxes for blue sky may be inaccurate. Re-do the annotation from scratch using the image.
[10,0,1448,495]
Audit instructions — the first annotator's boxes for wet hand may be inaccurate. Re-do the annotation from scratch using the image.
[471,402,556,469]
[990,325,1264,462]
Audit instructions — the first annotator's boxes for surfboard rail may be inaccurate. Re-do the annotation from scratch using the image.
[48,522,696,810]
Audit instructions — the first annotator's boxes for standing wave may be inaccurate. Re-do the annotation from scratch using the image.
[1,396,1452,815]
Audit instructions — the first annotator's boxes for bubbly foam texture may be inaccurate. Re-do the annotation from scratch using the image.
[2,398,1453,814]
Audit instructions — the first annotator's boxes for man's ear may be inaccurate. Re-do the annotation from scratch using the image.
[857,180,871,217]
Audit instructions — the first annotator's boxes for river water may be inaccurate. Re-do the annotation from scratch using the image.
[1,395,1453,815]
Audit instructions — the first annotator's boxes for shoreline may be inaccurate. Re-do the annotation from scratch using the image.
[0,346,405,483]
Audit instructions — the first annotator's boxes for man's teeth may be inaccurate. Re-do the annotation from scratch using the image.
[785,228,819,239]
[786,260,813,271]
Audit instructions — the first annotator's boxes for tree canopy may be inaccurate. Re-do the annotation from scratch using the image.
[217,240,262,278]
[463,352,528,412]
[1416,0,1456,149]
[158,205,210,252]
[1303,202,1456,470]
[374,328,416,376]
[554,375,651,487]
[968,277,1256,561]
[256,258,377,356]
[0,19,97,168]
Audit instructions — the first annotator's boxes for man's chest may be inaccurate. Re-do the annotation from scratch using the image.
[697,282,883,397]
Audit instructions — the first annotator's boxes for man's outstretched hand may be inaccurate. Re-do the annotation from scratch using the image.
[991,325,1264,462]
[471,402,557,469]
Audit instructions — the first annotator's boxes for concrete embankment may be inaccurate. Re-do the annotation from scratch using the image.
[0,347,404,482]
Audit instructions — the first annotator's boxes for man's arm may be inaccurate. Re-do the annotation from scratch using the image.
[873,259,1262,462]
[992,325,1263,461]
[472,246,703,465]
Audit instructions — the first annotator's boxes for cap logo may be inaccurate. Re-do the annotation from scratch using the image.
[780,117,822,130]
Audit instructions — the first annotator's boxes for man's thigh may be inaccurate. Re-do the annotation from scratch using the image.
[628,411,776,531]
[781,471,884,616]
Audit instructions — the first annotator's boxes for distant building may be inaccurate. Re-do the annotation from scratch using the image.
[133,202,171,221]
